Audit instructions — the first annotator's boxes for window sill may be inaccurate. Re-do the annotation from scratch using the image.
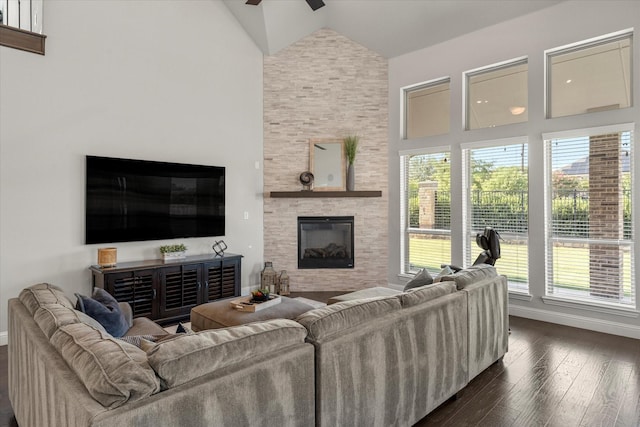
[0,25,46,55]
[509,291,532,301]
[541,296,639,318]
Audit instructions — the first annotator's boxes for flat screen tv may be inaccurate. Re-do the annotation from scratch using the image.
[86,156,225,244]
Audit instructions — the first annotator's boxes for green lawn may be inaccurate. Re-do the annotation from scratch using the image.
[409,236,632,296]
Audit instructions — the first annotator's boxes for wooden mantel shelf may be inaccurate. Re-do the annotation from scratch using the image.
[270,190,382,198]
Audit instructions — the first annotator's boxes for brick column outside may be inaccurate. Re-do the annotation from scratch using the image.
[588,133,623,300]
[418,181,437,229]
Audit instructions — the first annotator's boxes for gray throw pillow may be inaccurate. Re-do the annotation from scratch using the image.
[404,268,434,291]
[75,288,129,337]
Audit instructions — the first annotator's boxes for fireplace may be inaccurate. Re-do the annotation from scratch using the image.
[298,216,354,269]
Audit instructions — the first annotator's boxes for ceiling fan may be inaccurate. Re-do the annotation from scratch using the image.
[246,0,326,11]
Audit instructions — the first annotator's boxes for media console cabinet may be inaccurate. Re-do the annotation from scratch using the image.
[90,253,242,325]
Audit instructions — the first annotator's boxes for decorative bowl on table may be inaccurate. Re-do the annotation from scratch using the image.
[251,289,270,302]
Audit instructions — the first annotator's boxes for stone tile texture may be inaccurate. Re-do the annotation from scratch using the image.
[263,28,389,291]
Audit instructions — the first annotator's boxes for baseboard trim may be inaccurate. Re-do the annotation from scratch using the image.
[509,304,640,339]
[0,331,7,346]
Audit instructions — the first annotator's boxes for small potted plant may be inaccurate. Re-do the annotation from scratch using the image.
[343,135,359,191]
[160,244,187,261]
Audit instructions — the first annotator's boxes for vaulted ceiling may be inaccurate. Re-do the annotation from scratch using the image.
[223,0,563,58]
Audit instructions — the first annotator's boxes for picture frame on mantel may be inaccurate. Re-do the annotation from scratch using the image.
[309,138,346,191]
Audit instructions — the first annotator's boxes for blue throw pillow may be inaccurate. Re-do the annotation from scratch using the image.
[75,288,129,337]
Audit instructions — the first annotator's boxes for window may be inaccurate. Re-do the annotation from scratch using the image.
[403,78,450,139]
[465,58,528,130]
[463,140,529,292]
[401,149,451,275]
[544,125,635,309]
[546,30,632,118]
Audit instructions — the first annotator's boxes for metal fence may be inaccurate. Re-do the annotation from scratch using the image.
[409,189,632,239]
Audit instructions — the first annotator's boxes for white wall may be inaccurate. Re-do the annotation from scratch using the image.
[388,0,640,338]
[0,0,265,339]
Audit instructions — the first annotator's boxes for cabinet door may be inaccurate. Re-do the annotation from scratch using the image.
[159,264,203,320]
[204,259,239,302]
[105,270,157,319]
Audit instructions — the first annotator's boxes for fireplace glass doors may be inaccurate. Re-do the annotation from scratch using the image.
[298,216,354,269]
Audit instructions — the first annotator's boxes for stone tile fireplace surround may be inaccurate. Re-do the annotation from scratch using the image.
[263,28,388,292]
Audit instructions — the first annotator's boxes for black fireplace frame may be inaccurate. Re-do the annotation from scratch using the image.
[298,216,354,269]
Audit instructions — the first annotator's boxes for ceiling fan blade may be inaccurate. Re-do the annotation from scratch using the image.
[305,0,325,11]
[246,0,262,5]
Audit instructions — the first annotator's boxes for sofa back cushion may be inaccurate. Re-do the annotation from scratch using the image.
[34,304,107,339]
[19,283,74,315]
[399,281,457,308]
[296,295,401,341]
[145,319,308,389]
[50,322,160,408]
[437,264,498,290]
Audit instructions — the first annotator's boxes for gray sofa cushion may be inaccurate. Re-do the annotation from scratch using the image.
[399,281,457,308]
[19,283,75,315]
[33,304,107,338]
[50,322,160,409]
[296,296,401,341]
[437,264,498,290]
[145,319,308,389]
[119,301,134,329]
[125,316,170,337]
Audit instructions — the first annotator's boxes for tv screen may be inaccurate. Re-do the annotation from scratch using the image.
[86,156,225,244]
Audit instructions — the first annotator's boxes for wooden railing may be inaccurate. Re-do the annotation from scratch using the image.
[0,0,46,55]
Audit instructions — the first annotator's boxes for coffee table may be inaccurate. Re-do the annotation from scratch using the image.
[190,296,316,331]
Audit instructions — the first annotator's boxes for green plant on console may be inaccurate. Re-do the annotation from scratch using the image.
[160,244,187,253]
[343,135,359,165]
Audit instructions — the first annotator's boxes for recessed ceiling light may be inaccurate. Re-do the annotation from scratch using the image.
[484,100,488,103]
[509,106,526,116]
[566,79,572,83]
[476,100,482,104]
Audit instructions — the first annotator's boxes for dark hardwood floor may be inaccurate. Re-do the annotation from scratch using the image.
[417,316,640,427]
[2,294,639,426]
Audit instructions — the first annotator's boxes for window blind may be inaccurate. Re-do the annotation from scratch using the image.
[401,151,451,275]
[464,142,529,292]
[545,130,635,308]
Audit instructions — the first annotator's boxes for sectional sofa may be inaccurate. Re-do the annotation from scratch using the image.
[8,265,507,427]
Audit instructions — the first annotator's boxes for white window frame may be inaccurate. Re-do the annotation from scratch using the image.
[401,77,450,140]
[544,28,634,119]
[399,146,451,277]
[461,136,530,294]
[463,56,528,131]
[542,123,637,316]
